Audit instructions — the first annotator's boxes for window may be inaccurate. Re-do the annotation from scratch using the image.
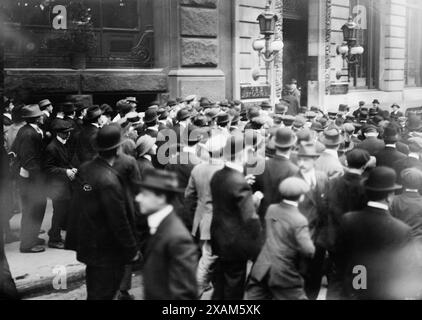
[405,0,422,87]
[349,0,378,89]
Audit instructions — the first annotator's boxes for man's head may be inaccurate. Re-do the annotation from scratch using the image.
[391,103,400,112]
[408,137,422,155]
[135,169,183,215]
[39,99,53,114]
[297,142,320,173]
[274,128,297,155]
[346,149,371,170]
[364,166,401,203]
[279,177,310,203]
[21,104,44,126]
[319,127,344,150]
[372,99,380,108]
[94,124,124,159]
[52,120,74,141]
[86,106,103,125]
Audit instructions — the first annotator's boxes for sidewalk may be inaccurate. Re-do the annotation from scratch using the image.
[5,201,86,298]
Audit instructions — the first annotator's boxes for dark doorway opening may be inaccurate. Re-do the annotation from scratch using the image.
[283,18,309,106]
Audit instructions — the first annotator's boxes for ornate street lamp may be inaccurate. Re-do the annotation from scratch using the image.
[337,17,364,87]
[252,1,283,88]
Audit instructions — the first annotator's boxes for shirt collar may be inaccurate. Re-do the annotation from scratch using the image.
[301,169,316,186]
[56,136,67,145]
[367,201,389,211]
[143,154,152,162]
[347,168,363,176]
[29,123,43,136]
[405,189,419,193]
[385,144,396,149]
[91,123,100,128]
[56,114,64,119]
[324,148,339,158]
[147,205,173,235]
[226,161,244,173]
[42,110,50,117]
[283,200,299,207]
[409,153,419,160]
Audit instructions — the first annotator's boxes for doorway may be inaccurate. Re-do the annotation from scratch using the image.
[283,18,309,106]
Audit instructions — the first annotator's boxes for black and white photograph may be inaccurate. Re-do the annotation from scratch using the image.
[1,0,422,306]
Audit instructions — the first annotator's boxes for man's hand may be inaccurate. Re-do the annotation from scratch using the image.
[131,251,141,263]
[245,174,256,186]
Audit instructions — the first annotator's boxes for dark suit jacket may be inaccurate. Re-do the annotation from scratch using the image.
[335,207,414,299]
[143,211,198,300]
[255,155,299,220]
[137,157,154,180]
[324,172,368,250]
[75,157,138,266]
[11,124,45,181]
[74,123,99,166]
[44,138,73,201]
[376,146,407,171]
[211,166,263,262]
[357,137,385,156]
[392,191,422,240]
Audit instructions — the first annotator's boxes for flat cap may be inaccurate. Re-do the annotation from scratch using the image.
[408,137,422,152]
[279,177,310,198]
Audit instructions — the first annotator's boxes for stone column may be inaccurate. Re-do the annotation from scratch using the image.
[379,0,407,92]
[154,0,226,101]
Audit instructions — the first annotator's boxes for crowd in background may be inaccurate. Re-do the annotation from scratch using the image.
[2,83,422,300]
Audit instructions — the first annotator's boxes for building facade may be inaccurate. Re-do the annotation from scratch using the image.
[3,0,422,111]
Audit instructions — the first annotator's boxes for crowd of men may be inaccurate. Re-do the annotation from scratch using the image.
[1,90,422,300]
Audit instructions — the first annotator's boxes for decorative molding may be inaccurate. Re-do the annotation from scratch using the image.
[274,0,283,100]
[325,0,332,95]
[131,28,154,66]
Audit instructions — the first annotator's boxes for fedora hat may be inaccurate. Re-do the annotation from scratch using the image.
[144,109,158,124]
[167,99,177,107]
[93,124,124,152]
[38,99,52,110]
[275,128,297,149]
[297,142,320,158]
[310,121,324,132]
[75,102,88,112]
[126,97,137,104]
[217,112,230,126]
[274,103,288,115]
[136,169,185,194]
[21,104,44,119]
[86,106,103,121]
[364,166,401,192]
[372,99,380,105]
[185,95,196,103]
[136,135,156,157]
[177,108,192,122]
[260,101,272,110]
[320,127,344,147]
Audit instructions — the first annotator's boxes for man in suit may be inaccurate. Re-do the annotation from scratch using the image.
[324,149,372,299]
[394,137,422,183]
[391,168,422,241]
[165,125,203,231]
[335,167,417,300]
[295,142,328,300]
[135,169,198,300]
[44,121,78,249]
[376,123,407,171]
[356,124,385,156]
[390,103,404,122]
[11,105,47,253]
[210,133,263,300]
[185,135,226,296]
[76,124,140,300]
[138,109,160,139]
[315,127,344,179]
[246,177,315,300]
[255,128,299,221]
[74,105,103,166]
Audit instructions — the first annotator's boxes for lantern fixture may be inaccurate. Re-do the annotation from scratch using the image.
[337,16,365,87]
[257,8,278,36]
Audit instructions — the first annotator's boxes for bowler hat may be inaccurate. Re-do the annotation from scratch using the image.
[93,124,125,152]
[338,104,349,113]
[51,120,74,133]
[279,177,310,198]
[364,166,401,192]
[319,127,344,146]
[274,103,288,115]
[62,102,76,114]
[200,98,212,108]
[193,115,208,127]
[297,142,320,158]
[383,123,399,142]
[185,95,196,103]
[248,107,261,120]
[86,106,103,121]
[359,101,366,107]
[39,99,52,110]
[136,135,156,157]
[204,108,219,120]
[219,99,229,107]
[144,109,158,124]
[310,122,324,132]
[346,149,371,169]
[391,103,400,109]
[177,109,192,122]
[75,102,88,112]
[293,116,306,129]
[158,108,169,120]
[137,169,185,194]
[167,100,177,107]
[372,99,380,105]
[116,100,132,114]
[275,128,297,149]
[401,168,422,190]
[21,104,44,119]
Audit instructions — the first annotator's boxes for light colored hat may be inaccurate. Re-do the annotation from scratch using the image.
[279,177,310,198]
[136,135,156,157]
